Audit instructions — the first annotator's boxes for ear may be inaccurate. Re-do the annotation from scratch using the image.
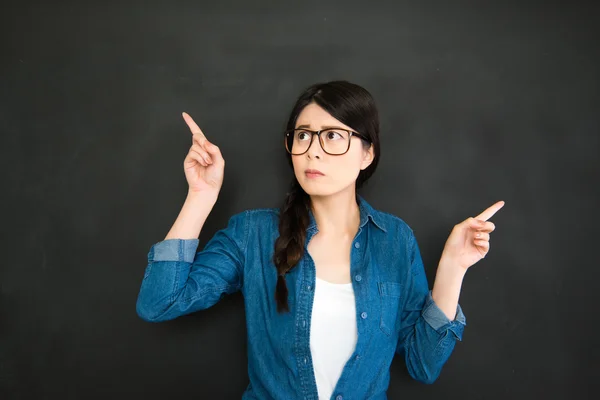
[360,143,375,170]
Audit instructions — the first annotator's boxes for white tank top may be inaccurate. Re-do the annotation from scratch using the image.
[309,276,358,400]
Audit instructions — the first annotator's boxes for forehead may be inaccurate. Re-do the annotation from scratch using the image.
[295,103,354,131]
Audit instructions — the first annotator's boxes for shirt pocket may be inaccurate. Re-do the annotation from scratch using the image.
[378,281,402,337]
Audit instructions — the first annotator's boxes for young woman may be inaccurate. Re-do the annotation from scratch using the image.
[136,80,504,400]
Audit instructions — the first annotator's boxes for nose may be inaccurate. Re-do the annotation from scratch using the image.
[306,133,323,158]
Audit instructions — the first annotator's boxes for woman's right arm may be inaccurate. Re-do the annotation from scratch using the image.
[135,112,244,322]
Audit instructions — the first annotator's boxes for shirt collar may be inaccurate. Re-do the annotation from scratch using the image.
[307,194,388,233]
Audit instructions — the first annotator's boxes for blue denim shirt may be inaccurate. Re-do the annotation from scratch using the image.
[136,195,466,399]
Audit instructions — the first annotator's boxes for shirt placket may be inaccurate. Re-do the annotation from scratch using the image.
[329,226,371,400]
[296,227,318,400]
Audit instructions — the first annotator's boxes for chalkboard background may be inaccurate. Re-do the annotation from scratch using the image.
[2,0,598,399]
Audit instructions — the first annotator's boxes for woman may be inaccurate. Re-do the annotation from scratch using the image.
[136,80,504,400]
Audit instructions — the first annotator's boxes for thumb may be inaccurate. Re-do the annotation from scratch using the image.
[469,218,485,229]
[204,139,217,153]
[204,139,223,160]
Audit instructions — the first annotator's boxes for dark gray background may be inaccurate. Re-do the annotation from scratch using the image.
[1,0,598,398]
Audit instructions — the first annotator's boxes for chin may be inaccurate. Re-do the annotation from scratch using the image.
[298,177,345,198]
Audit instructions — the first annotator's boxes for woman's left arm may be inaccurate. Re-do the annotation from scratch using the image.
[397,200,505,384]
[432,201,505,319]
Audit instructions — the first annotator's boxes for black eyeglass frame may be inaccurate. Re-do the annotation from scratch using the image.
[284,128,372,156]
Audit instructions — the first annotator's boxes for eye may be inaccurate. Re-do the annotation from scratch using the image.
[297,131,311,140]
[326,130,343,140]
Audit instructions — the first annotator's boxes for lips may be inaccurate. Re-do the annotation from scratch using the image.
[305,169,325,176]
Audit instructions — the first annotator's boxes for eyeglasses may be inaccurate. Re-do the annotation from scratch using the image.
[284,128,371,156]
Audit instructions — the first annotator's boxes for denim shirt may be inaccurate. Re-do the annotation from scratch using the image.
[136,195,466,400]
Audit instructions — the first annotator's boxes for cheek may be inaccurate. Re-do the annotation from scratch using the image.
[291,156,304,176]
[331,155,363,180]
[291,156,302,169]
[345,151,365,170]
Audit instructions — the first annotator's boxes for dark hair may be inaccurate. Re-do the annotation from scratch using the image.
[272,80,381,313]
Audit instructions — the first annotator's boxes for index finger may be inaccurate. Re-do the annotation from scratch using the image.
[182,112,207,141]
[475,200,505,221]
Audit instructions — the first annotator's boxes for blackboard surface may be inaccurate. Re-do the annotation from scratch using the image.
[1,1,598,399]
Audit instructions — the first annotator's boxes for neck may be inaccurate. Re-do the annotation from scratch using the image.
[309,189,361,238]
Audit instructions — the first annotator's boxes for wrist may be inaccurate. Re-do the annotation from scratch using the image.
[187,189,219,204]
[434,258,467,294]
[438,255,468,276]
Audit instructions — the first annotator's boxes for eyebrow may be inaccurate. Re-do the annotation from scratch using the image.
[296,124,348,130]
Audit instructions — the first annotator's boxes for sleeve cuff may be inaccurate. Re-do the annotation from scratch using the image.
[149,239,199,263]
[422,290,466,339]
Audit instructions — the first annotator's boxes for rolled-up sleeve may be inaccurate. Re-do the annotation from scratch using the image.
[422,290,466,339]
[395,230,467,384]
[136,211,248,322]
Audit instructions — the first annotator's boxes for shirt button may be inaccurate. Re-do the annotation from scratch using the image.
[304,357,307,364]
[361,312,368,319]
[355,355,360,360]
[302,320,306,327]
[307,285,312,291]
[354,274,362,282]
[354,242,360,248]
[336,396,343,400]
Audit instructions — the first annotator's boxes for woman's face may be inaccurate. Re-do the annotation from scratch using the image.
[291,102,374,198]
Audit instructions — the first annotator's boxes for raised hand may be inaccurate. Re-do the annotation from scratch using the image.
[441,201,505,270]
[181,112,225,194]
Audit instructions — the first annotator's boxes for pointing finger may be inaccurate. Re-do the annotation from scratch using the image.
[182,112,207,143]
[475,201,505,221]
